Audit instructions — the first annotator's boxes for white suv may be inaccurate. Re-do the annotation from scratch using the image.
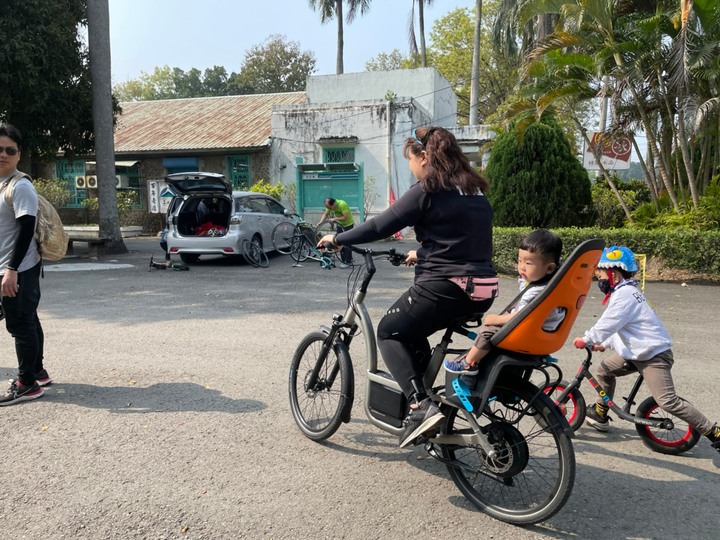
[164,172,296,264]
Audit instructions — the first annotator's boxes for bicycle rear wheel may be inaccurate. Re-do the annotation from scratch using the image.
[289,331,352,441]
[272,222,297,255]
[635,396,701,455]
[441,379,575,525]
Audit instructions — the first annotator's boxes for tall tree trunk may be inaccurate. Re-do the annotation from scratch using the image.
[419,0,427,67]
[335,0,344,74]
[87,0,126,253]
[469,0,482,126]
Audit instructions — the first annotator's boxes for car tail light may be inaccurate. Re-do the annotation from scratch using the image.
[170,247,179,253]
[223,248,234,253]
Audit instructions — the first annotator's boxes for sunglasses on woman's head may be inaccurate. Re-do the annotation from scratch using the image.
[0,146,19,156]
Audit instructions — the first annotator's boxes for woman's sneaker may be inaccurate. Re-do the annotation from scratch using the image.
[399,398,444,448]
[443,353,479,376]
[585,404,610,432]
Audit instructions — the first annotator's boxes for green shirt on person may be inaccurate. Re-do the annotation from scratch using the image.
[325,199,354,227]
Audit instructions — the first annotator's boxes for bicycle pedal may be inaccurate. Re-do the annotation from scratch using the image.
[451,378,474,412]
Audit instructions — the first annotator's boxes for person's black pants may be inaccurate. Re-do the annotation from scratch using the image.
[377,279,495,400]
[335,223,354,264]
[2,261,44,386]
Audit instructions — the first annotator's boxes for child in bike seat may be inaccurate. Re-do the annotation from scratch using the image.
[444,228,565,376]
[572,245,720,453]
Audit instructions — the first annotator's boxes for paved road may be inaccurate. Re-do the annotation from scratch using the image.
[1,237,718,539]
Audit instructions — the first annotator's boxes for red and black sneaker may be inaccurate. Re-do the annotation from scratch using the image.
[34,369,53,387]
[0,379,44,406]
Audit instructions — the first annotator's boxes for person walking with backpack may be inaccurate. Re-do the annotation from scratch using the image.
[0,123,50,406]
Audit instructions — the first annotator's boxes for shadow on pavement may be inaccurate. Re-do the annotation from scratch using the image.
[40,382,266,414]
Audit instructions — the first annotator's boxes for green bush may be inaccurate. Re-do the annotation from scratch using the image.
[492,227,720,278]
[249,179,284,201]
[590,176,648,228]
[486,115,592,227]
[33,178,72,210]
[82,191,138,226]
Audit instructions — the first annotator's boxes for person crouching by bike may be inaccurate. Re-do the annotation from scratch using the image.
[573,246,720,453]
[318,126,498,448]
[317,198,354,268]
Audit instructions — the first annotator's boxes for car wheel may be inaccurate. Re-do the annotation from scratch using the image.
[179,253,200,264]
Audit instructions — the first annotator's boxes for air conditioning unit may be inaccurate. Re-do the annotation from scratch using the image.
[75,175,87,189]
[115,174,131,188]
[85,176,98,189]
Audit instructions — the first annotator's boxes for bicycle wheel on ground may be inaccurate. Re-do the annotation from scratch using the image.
[543,380,587,432]
[441,379,575,525]
[272,222,297,255]
[635,396,701,455]
[289,331,352,441]
[241,238,268,268]
[290,237,311,262]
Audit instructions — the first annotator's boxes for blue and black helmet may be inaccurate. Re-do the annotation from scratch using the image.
[597,246,638,273]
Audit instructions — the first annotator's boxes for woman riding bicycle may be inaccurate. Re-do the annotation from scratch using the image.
[318,126,498,447]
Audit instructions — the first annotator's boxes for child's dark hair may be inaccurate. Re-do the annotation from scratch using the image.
[519,229,563,265]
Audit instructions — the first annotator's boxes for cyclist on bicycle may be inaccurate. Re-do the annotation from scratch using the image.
[318,126,498,447]
[573,246,720,453]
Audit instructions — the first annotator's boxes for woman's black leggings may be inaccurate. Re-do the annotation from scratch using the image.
[377,279,495,401]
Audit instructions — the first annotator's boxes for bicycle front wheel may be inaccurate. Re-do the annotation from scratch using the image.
[241,238,268,267]
[543,380,586,432]
[635,396,701,455]
[289,331,352,441]
[441,379,575,525]
[290,237,311,262]
[272,222,297,255]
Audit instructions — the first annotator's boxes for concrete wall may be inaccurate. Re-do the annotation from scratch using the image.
[272,68,457,218]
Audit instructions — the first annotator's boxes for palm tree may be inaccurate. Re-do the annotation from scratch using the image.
[86,0,127,253]
[408,0,435,67]
[309,0,372,74]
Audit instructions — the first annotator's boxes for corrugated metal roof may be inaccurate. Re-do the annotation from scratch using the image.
[114,92,307,153]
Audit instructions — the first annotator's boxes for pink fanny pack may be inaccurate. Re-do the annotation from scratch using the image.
[448,276,499,301]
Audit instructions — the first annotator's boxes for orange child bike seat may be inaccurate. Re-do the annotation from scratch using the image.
[489,238,604,356]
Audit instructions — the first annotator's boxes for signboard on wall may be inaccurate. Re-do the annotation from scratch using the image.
[147,180,175,214]
[583,131,632,170]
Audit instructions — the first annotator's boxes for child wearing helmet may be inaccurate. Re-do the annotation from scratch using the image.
[573,245,720,453]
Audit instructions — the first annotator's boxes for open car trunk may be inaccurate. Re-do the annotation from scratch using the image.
[176,196,233,237]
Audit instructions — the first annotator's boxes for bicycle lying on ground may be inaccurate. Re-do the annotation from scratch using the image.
[272,216,336,269]
[543,347,701,455]
[288,244,577,525]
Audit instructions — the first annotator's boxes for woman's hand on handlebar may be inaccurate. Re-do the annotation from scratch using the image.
[405,250,417,267]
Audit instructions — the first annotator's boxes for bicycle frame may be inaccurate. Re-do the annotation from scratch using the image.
[304,246,569,458]
[551,348,675,430]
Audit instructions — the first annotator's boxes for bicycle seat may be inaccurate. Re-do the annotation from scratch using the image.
[489,238,605,356]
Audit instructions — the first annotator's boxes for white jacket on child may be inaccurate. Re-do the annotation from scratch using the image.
[583,281,672,361]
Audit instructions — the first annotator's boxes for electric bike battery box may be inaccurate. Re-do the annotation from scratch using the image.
[368,370,408,428]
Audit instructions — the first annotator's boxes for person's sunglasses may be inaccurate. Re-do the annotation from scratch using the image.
[0,146,19,156]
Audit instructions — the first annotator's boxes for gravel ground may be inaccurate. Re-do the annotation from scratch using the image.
[1,236,718,540]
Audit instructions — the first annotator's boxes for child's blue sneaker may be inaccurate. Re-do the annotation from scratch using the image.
[444,353,480,376]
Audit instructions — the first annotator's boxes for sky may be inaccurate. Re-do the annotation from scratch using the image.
[108,0,473,85]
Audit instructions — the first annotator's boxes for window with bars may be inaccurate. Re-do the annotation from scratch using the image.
[227,155,250,190]
[323,147,355,164]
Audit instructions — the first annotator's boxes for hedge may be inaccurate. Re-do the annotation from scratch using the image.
[493,227,720,278]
